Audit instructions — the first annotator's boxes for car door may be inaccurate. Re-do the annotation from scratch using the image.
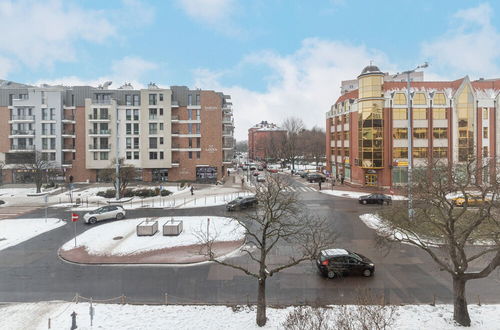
[347,257,364,275]
[98,206,112,221]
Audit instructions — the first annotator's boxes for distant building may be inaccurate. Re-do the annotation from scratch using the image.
[0,81,234,184]
[326,65,500,188]
[248,121,286,161]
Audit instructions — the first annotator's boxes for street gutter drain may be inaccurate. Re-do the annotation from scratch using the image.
[113,236,123,240]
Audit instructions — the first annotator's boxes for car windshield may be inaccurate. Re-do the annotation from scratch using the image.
[89,208,104,214]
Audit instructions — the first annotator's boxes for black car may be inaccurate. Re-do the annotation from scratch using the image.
[306,173,326,183]
[316,248,375,279]
[358,193,391,205]
[226,196,258,211]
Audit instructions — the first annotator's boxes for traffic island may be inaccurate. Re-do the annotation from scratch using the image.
[58,216,245,265]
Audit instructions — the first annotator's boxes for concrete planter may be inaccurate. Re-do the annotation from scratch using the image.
[137,219,158,236]
[163,220,183,236]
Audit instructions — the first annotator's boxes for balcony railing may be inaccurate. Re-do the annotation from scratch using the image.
[11,130,35,135]
[62,160,73,165]
[171,115,179,120]
[89,129,111,135]
[222,130,233,135]
[11,115,34,121]
[62,130,75,135]
[88,144,111,150]
[88,114,110,120]
[63,114,75,121]
[41,130,56,135]
[171,101,179,107]
[63,144,75,149]
[223,142,234,148]
[92,99,112,105]
[10,145,35,151]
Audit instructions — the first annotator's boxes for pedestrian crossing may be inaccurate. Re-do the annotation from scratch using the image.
[282,186,316,192]
[0,206,39,220]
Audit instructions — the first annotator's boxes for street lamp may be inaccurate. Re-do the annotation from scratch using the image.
[402,62,428,221]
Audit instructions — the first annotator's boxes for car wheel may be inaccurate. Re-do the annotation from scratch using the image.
[363,269,372,277]
[116,213,124,220]
[385,200,390,205]
[327,270,336,279]
[362,200,367,205]
[89,217,97,224]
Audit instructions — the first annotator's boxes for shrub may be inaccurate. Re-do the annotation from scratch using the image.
[160,189,172,196]
[0,200,4,205]
[180,180,187,188]
[44,181,56,189]
[133,188,160,198]
[97,189,116,198]
[123,189,134,198]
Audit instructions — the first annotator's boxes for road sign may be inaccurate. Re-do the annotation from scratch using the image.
[71,213,79,222]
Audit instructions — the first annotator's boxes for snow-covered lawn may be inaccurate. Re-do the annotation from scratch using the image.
[0,218,64,251]
[60,216,244,256]
[0,302,498,330]
[320,189,407,200]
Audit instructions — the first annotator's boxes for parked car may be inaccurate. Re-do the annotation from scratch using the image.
[358,193,391,205]
[242,164,248,170]
[316,248,375,279]
[257,165,264,171]
[226,196,258,211]
[267,168,279,173]
[306,173,326,183]
[452,194,491,207]
[256,174,266,182]
[253,171,260,176]
[84,205,126,224]
[249,164,257,171]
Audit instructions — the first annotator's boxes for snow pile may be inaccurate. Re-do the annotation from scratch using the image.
[0,218,64,251]
[320,189,407,200]
[0,302,498,330]
[60,216,245,256]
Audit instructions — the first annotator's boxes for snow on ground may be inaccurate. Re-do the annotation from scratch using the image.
[1,302,498,330]
[320,189,407,200]
[0,218,64,251]
[60,216,245,256]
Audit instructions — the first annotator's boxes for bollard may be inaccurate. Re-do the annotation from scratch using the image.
[205,196,207,205]
[76,293,79,303]
[165,293,168,305]
[194,197,196,205]
[48,317,51,329]
[478,295,481,306]
[141,199,144,207]
[214,195,216,203]
[431,294,436,306]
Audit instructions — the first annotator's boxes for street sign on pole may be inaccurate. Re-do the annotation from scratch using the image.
[72,213,79,247]
[44,195,48,223]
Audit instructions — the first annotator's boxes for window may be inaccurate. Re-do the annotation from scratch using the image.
[42,108,48,120]
[393,128,408,139]
[433,147,448,158]
[393,108,407,120]
[159,94,163,101]
[100,152,108,160]
[149,94,157,105]
[483,146,488,157]
[160,108,163,116]
[188,151,193,159]
[149,152,158,160]
[433,93,446,105]
[413,128,428,139]
[432,108,446,120]
[196,137,201,148]
[159,137,164,145]
[196,151,201,159]
[393,93,407,105]
[149,123,157,134]
[344,148,349,157]
[149,108,157,120]
[195,94,200,105]
[126,152,132,160]
[483,108,489,120]
[188,138,193,148]
[392,167,408,184]
[413,93,426,105]
[188,109,193,120]
[413,108,427,120]
[393,147,408,158]
[483,127,488,139]
[133,109,139,120]
[196,123,200,134]
[160,152,164,160]
[134,123,139,134]
[126,124,132,135]
[433,128,447,139]
[133,138,139,149]
[134,151,139,160]
[195,109,200,120]
[413,147,428,158]
[188,123,193,134]
[125,95,132,106]
[149,137,157,149]
[93,152,98,160]
[159,123,164,131]
[133,95,140,106]
[126,109,132,121]
[126,138,132,149]
[188,94,192,105]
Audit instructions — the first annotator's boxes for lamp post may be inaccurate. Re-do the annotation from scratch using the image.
[402,62,428,221]
[115,105,120,200]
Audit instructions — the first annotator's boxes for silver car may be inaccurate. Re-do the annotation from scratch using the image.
[83,205,126,224]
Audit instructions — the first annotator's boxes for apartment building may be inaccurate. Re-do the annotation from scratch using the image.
[248,121,286,161]
[326,65,500,188]
[0,81,234,184]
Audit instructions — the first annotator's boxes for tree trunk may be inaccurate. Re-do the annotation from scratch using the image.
[256,278,267,327]
[453,277,471,327]
[35,175,42,193]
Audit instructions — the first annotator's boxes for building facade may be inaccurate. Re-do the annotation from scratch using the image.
[248,121,286,161]
[0,81,234,184]
[326,65,500,188]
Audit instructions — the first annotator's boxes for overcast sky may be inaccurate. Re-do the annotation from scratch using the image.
[1,0,499,140]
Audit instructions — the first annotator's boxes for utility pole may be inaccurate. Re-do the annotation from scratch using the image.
[115,105,120,200]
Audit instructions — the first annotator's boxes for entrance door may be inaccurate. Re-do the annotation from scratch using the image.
[365,174,377,186]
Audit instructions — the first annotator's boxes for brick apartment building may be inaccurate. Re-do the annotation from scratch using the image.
[0,80,234,184]
[326,65,500,188]
[248,121,286,161]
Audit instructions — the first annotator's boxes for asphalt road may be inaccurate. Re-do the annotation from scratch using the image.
[1,175,500,306]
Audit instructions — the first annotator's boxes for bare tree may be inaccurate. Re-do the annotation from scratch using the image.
[282,117,304,170]
[235,140,248,153]
[99,158,138,199]
[300,127,326,168]
[199,174,336,326]
[20,151,54,193]
[379,157,500,326]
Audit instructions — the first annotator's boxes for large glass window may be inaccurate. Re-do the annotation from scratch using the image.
[413,93,427,105]
[433,128,447,139]
[413,108,427,120]
[393,108,407,120]
[433,147,448,158]
[457,85,474,161]
[413,128,428,139]
[432,108,446,119]
[433,93,446,105]
[483,108,489,120]
[358,100,384,168]
[413,147,428,158]
[393,128,408,139]
[359,75,383,98]
[393,93,407,105]
[483,127,488,139]
[393,147,408,158]
[392,167,408,184]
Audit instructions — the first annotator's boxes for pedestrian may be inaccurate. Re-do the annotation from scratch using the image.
[318,181,322,190]
[340,175,344,185]
[227,169,230,177]
[190,185,194,195]
[241,177,245,188]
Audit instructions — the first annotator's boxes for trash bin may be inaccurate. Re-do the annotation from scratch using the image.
[76,198,81,205]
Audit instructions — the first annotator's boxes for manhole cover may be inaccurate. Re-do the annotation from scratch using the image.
[113,236,123,240]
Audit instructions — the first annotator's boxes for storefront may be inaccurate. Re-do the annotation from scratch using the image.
[152,168,168,182]
[364,169,378,186]
[196,166,217,183]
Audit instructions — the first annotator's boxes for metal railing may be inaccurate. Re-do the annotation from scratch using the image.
[63,114,75,121]
[89,129,111,135]
[11,115,34,120]
[171,115,179,120]
[62,130,75,135]
[10,144,35,150]
[41,130,56,135]
[88,144,111,150]
[11,129,35,135]
[88,114,110,120]
[92,99,112,105]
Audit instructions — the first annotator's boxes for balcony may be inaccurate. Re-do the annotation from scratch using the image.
[222,142,234,149]
[62,114,76,123]
[222,129,233,136]
[62,129,75,137]
[171,115,179,122]
[92,99,112,105]
[88,114,111,121]
[171,101,179,107]
[9,115,35,122]
[41,130,57,136]
[222,116,233,124]
[172,159,180,167]
[88,129,111,135]
[10,144,35,152]
[62,144,76,152]
[62,160,73,167]
[88,144,111,150]
[9,130,35,137]
[41,116,56,122]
